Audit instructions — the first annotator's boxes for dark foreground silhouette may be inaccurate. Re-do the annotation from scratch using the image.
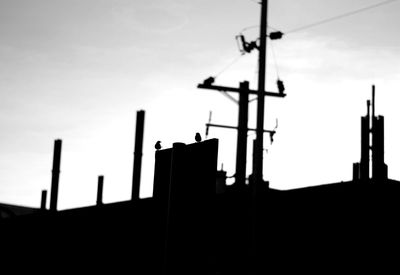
[1,94,400,274]
[1,143,400,274]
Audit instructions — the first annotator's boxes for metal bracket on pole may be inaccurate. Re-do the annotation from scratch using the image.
[206,123,275,135]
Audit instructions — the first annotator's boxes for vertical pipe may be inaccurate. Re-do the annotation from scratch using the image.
[371,85,376,179]
[249,139,257,186]
[254,0,268,185]
[235,81,249,187]
[132,110,145,200]
[50,139,62,212]
[372,85,375,121]
[360,114,370,180]
[40,190,47,210]
[97,175,104,206]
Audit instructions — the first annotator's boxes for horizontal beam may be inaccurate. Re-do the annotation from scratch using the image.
[197,83,286,98]
[207,123,275,134]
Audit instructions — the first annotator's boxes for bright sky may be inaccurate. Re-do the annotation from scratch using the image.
[1,0,400,210]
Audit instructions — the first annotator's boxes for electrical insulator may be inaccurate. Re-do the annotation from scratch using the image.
[277,79,285,94]
[247,41,258,52]
[269,131,275,144]
[269,31,283,40]
[236,34,258,54]
[203,77,215,86]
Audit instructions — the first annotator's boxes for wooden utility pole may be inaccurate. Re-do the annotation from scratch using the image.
[197,1,284,271]
[199,0,282,187]
[251,1,268,272]
[253,0,268,187]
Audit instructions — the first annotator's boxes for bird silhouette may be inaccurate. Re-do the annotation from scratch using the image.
[195,132,202,143]
[155,141,162,150]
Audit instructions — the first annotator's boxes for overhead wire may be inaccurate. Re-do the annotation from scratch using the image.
[214,53,245,78]
[244,0,399,96]
[285,0,399,34]
[220,91,239,104]
[269,41,280,79]
[241,1,399,46]
[239,25,279,34]
[215,0,398,95]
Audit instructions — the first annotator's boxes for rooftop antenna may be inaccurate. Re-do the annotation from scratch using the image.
[353,84,388,181]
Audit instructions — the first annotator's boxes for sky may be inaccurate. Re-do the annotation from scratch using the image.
[0,0,400,210]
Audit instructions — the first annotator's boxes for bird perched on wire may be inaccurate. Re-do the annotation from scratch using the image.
[155,141,162,150]
[195,132,202,143]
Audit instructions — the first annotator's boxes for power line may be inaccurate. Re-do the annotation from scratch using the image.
[219,1,398,86]
[239,25,278,34]
[285,0,399,34]
[240,25,259,34]
[220,91,239,104]
[214,53,245,78]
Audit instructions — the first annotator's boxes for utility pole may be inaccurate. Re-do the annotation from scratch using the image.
[253,0,268,187]
[197,0,284,271]
[198,0,285,189]
[251,1,268,273]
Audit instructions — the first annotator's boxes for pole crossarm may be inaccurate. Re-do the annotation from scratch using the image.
[197,83,286,98]
[206,123,275,134]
